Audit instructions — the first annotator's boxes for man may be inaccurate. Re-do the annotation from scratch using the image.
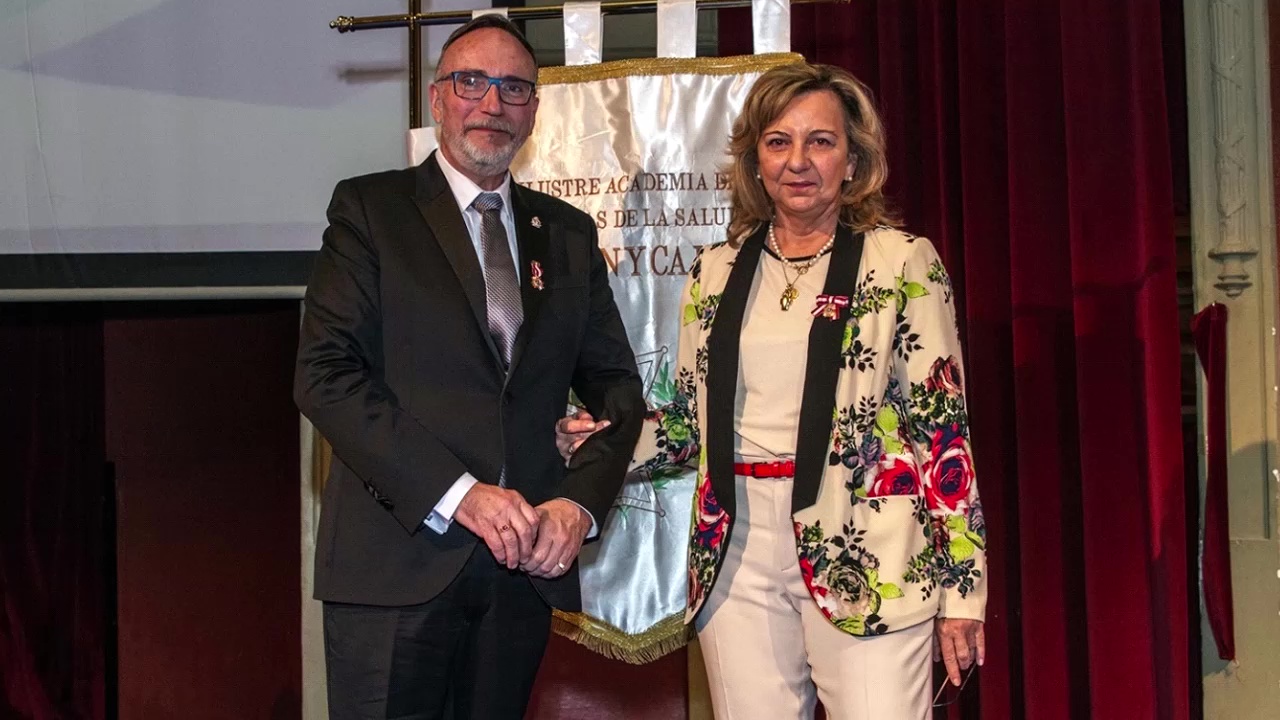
[294,15,644,719]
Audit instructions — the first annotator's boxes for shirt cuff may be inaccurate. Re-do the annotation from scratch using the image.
[423,473,478,534]
[558,498,599,539]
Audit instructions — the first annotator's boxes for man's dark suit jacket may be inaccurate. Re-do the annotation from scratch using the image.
[295,152,645,611]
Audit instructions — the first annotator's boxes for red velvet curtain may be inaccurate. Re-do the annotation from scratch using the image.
[723,2,1190,718]
[0,304,107,720]
[1191,303,1231,662]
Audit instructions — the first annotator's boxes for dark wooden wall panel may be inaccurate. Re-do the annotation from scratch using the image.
[104,302,302,720]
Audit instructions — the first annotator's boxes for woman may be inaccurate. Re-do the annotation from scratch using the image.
[560,62,986,718]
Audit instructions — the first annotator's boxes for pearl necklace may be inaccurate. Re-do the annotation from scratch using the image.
[767,222,836,311]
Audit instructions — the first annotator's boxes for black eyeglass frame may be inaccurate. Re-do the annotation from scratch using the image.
[436,70,537,106]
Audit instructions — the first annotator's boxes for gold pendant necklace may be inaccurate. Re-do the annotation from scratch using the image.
[779,266,807,311]
[768,222,837,311]
[781,286,799,311]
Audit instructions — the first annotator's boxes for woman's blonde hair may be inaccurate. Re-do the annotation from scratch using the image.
[724,62,896,245]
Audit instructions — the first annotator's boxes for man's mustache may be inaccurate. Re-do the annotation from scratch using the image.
[464,121,517,136]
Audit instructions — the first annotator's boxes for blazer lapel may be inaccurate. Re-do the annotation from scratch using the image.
[793,225,864,513]
[704,226,767,521]
[411,153,503,368]
[505,183,549,378]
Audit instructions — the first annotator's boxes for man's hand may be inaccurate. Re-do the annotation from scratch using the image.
[520,499,592,578]
[453,484,541,569]
[555,410,610,461]
[933,618,985,686]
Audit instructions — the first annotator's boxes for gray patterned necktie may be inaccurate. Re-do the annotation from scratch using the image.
[473,192,523,367]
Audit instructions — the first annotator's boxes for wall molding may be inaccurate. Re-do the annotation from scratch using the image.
[1186,0,1280,715]
[1205,0,1261,296]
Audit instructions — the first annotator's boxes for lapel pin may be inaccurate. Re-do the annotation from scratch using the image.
[530,260,545,290]
[531,216,542,229]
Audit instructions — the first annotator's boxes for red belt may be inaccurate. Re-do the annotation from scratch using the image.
[733,460,795,478]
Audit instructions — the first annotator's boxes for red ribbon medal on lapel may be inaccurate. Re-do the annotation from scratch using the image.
[530,260,545,290]
[812,294,850,320]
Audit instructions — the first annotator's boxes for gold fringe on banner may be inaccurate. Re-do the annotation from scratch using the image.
[538,52,804,85]
[552,609,692,665]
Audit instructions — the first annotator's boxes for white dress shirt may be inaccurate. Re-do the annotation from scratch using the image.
[423,150,597,538]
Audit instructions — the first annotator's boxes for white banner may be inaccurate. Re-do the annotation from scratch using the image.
[420,54,803,661]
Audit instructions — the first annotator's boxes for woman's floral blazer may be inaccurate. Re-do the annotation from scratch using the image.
[638,223,988,636]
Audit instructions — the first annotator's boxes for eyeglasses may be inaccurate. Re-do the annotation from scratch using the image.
[932,664,977,708]
[437,71,536,106]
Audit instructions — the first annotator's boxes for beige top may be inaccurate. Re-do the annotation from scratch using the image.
[734,249,832,461]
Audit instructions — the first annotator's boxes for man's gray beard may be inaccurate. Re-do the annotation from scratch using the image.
[444,129,523,177]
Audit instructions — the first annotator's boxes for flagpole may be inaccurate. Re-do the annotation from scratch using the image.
[331,0,846,128]
[332,0,842,32]
[407,0,422,128]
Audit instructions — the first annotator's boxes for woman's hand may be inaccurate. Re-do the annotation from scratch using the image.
[933,618,984,686]
[554,409,610,461]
